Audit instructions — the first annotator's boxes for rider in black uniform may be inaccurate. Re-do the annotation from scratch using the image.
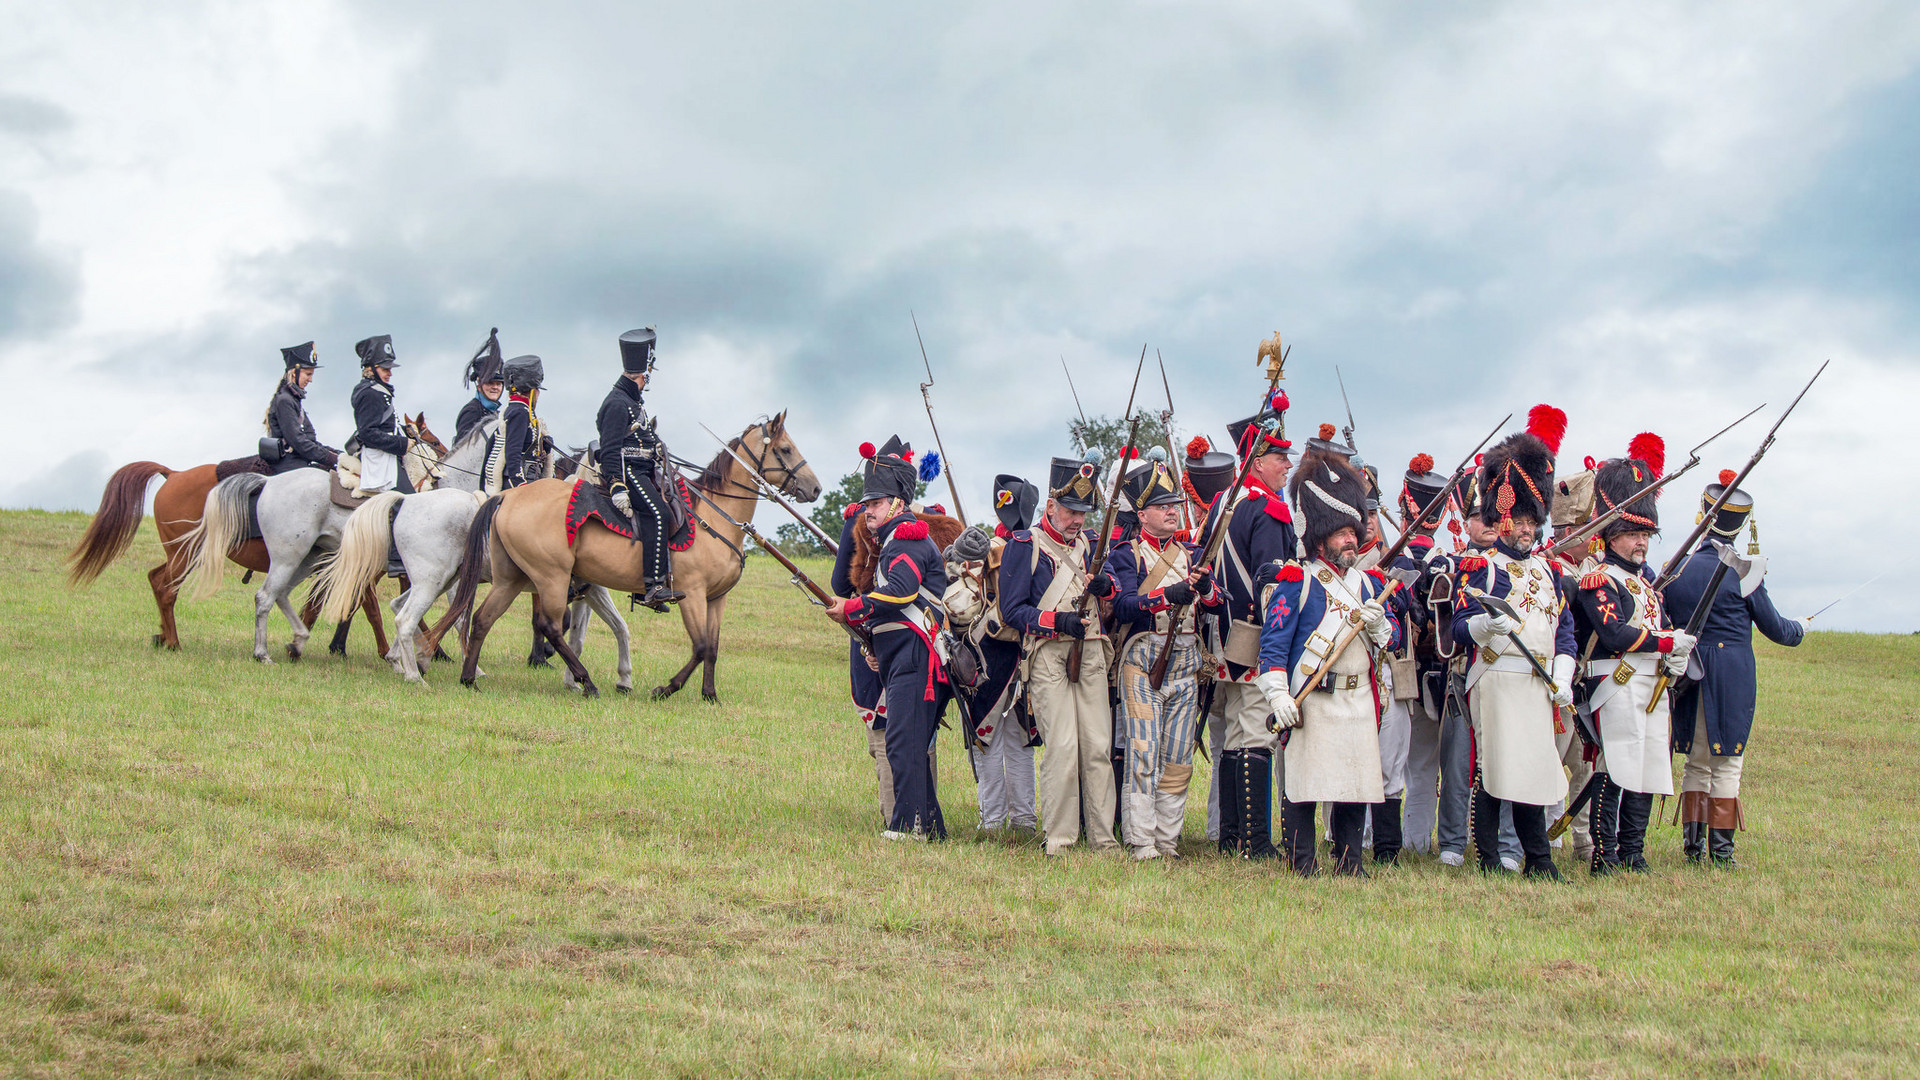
[596,328,683,611]
[264,342,338,474]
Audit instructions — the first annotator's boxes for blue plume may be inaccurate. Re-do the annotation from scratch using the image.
[1147,445,1168,462]
[918,451,942,482]
[1083,447,1104,467]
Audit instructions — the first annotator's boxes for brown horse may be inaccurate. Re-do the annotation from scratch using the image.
[441,412,821,700]
[66,413,448,654]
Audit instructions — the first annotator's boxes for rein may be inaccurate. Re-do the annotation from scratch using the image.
[662,422,805,568]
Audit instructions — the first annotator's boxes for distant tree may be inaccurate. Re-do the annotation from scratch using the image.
[789,468,932,558]
[1068,413,1170,466]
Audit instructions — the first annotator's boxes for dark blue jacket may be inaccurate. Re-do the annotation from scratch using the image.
[997,521,1116,640]
[501,398,538,487]
[1662,540,1804,756]
[1102,533,1224,638]
[349,376,409,456]
[1450,539,1578,661]
[1570,549,1681,660]
[1257,561,1402,684]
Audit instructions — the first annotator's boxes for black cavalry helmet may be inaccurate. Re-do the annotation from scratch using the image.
[466,327,504,387]
[993,473,1039,533]
[620,327,657,374]
[281,341,320,371]
[355,334,399,368]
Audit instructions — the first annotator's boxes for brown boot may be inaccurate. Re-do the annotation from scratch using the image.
[1708,796,1742,869]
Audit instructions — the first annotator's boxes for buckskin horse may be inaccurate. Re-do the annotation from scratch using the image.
[61,414,447,653]
[441,412,822,700]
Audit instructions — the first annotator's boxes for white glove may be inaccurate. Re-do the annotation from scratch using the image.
[1468,612,1515,646]
[1664,651,1687,677]
[1667,630,1697,663]
[1550,654,1575,708]
[611,488,632,514]
[1359,600,1391,647]
[1255,669,1301,731]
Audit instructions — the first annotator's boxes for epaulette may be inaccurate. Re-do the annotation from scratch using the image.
[893,521,930,541]
[1457,555,1488,573]
[1579,570,1610,591]
[1365,567,1386,585]
[842,501,863,520]
[1276,562,1304,583]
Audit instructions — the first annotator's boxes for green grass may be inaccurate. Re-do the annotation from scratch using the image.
[2,507,1916,1078]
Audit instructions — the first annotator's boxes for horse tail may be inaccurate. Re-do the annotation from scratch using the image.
[180,472,269,600]
[434,494,502,645]
[67,461,173,586]
[315,491,406,624]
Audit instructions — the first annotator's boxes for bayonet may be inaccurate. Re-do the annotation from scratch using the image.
[698,422,838,554]
[912,311,968,526]
[1336,364,1359,456]
[1062,356,1090,451]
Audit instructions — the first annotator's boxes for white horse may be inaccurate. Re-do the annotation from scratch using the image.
[180,420,447,663]
[313,422,633,689]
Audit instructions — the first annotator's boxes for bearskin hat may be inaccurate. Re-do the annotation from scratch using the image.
[1593,433,1666,540]
[859,434,918,505]
[1288,445,1370,559]
[1477,404,1564,534]
[1700,468,1754,539]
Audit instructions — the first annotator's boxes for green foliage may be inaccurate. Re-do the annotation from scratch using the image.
[3,506,1917,1077]
[1067,412,1170,466]
[803,469,934,556]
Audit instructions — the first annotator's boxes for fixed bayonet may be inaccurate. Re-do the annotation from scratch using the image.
[1336,364,1359,455]
[1062,356,1090,451]
[912,311,968,526]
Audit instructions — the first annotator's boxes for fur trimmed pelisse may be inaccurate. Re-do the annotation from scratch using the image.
[850,512,965,593]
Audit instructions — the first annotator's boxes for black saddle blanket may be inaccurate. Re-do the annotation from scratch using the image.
[564,478,696,552]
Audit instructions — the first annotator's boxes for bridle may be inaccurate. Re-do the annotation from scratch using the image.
[723,420,810,500]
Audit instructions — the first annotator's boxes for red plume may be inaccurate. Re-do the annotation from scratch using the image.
[1318,423,1336,441]
[1408,453,1434,474]
[902,449,914,462]
[1627,432,1665,478]
[1270,389,1289,412]
[1185,435,1211,459]
[1718,469,1737,486]
[858,442,876,460]
[1526,404,1567,455]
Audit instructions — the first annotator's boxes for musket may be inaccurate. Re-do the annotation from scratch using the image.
[1804,571,1885,623]
[1062,356,1090,451]
[1143,334,1296,690]
[1653,360,1828,591]
[1066,344,1148,683]
[1648,542,1754,711]
[699,422,838,554]
[684,477,872,650]
[1542,403,1764,563]
[911,311,967,527]
[1284,565,1422,713]
[1156,350,1190,532]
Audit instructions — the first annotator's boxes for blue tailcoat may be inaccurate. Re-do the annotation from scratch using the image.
[1661,540,1804,756]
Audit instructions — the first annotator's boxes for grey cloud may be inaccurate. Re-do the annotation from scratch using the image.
[0,191,78,340]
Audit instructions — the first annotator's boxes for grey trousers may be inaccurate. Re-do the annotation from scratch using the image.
[1436,698,1518,861]
[973,732,1038,829]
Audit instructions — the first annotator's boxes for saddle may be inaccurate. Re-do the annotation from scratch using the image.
[329,470,371,510]
[562,475,698,553]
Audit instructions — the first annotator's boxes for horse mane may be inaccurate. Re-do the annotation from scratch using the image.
[450,416,495,456]
[693,445,736,494]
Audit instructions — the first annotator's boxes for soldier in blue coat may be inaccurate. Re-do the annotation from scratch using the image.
[1662,472,1804,868]
[831,494,894,827]
[829,435,950,840]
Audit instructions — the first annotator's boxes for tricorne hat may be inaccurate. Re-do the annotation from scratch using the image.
[1226,389,1292,463]
[859,435,917,505]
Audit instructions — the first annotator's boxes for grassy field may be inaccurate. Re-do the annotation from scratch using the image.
[2,507,1916,1078]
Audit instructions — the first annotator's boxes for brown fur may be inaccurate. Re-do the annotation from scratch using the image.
[849,511,964,593]
[65,459,390,653]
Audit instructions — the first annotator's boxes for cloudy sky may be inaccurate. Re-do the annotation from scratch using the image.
[4,1,1915,631]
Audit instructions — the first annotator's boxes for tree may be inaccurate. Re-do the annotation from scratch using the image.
[781,468,932,558]
[1067,413,1170,466]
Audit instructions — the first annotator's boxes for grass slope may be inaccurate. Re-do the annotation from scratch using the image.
[1,508,1916,1078]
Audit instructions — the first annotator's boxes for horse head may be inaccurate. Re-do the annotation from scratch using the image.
[747,410,822,502]
[402,412,449,489]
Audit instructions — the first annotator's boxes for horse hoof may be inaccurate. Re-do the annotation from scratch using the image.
[460,676,478,689]
[702,692,720,704]
[433,648,451,662]
[615,685,632,695]
[151,634,165,649]
[329,644,347,657]
[581,685,600,699]
[650,686,674,701]
[528,658,552,669]
[255,655,274,666]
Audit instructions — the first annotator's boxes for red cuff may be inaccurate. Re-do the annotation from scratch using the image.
[843,598,870,625]
[1037,610,1057,636]
[1654,633,1673,654]
[1145,588,1169,613]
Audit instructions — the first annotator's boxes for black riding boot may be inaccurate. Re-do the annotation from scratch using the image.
[1589,774,1621,876]
[1280,796,1318,877]
[1329,802,1369,877]
[1709,796,1740,869]
[1371,797,1403,866]
[1471,784,1508,873]
[1513,802,1560,880]
[386,536,405,578]
[1617,791,1654,872]
[1239,750,1281,860]
[1681,790,1708,863]
[1216,750,1244,855]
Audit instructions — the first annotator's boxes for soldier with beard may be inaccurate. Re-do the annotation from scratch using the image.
[1572,435,1695,874]
[1255,445,1399,876]
[1451,406,1578,879]
[1663,472,1803,869]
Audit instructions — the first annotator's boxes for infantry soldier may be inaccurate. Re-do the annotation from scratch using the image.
[348,334,412,497]
[831,490,893,827]
[1663,471,1802,868]
[1104,454,1225,860]
[943,475,1043,837]
[1544,454,1599,865]
[828,435,950,840]
[1451,406,1578,879]
[1177,438,1239,845]
[1390,454,1451,857]
[1255,445,1399,876]
[455,328,506,446]
[596,328,683,610]
[1206,392,1298,859]
[999,450,1121,856]
[263,341,338,475]
[490,355,548,491]
[1571,434,1693,874]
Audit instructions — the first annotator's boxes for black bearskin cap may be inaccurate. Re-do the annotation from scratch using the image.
[1478,432,1555,532]
[1594,433,1666,540]
[1288,446,1370,559]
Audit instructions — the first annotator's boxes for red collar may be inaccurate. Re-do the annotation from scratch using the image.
[1039,516,1072,545]
[1137,530,1175,551]
[1241,476,1276,500]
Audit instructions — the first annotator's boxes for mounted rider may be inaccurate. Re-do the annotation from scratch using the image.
[596,327,684,611]
[455,328,506,447]
[348,335,413,497]
[489,354,548,491]
[263,341,339,475]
